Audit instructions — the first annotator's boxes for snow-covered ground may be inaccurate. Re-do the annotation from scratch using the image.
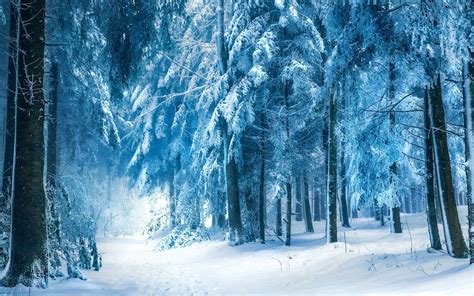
[1,207,472,295]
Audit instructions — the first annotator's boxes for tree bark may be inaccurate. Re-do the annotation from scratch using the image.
[285,182,292,246]
[2,0,49,287]
[303,172,314,233]
[463,51,474,263]
[276,197,282,237]
[216,0,243,245]
[388,62,402,234]
[258,113,266,243]
[295,174,302,221]
[424,87,442,250]
[429,75,468,258]
[327,86,338,243]
[47,62,61,245]
[313,188,321,221]
[340,136,350,228]
[284,81,291,246]
[1,0,18,213]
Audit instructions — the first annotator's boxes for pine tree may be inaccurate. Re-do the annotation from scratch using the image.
[429,75,468,258]
[424,87,442,251]
[327,86,338,243]
[1,0,49,287]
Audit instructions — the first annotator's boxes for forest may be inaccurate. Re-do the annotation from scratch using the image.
[0,0,472,295]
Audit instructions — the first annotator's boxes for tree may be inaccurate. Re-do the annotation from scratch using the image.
[429,75,468,258]
[1,0,49,287]
[424,87,442,251]
[326,86,338,243]
[0,0,19,269]
[302,172,314,232]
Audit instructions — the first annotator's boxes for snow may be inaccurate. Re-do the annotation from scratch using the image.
[1,208,472,295]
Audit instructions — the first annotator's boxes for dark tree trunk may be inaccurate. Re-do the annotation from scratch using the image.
[0,1,19,269]
[295,174,302,222]
[47,63,61,245]
[285,182,292,246]
[276,197,282,237]
[429,75,468,258]
[339,142,350,228]
[313,188,321,221]
[463,51,474,264]
[374,201,381,221]
[322,116,329,220]
[258,113,266,243]
[388,62,402,234]
[216,0,243,245]
[303,173,314,233]
[212,191,227,228]
[327,87,338,243]
[2,0,49,287]
[1,1,18,212]
[424,87,442,250]
[284,81,291,246]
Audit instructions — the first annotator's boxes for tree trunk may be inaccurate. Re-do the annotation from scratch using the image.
[388,62,402,234]
[285,182,292,246]
[284,81,291,246]
[303,172,314,233]
[216,0,243,245]
[340,141,350,228]
[0,1,19,269]
[169,168,176,229]
[2,0,49,287]
[429,75,468,258]
[295,174,302,221]
[374,201,381,221]
[1,0,18,213]
[276,197,282,237]
[47,62,61,245]
[424,87,442,250]
[327,87,338,243]
[313,188,321,221]
[258,113,266,243]
[463,52,474,263]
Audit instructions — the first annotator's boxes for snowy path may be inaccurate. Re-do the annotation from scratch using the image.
[1,209,473,295]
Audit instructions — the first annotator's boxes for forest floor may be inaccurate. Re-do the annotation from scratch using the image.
[1,207,473,295]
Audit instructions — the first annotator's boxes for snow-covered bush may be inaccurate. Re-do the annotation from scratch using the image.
[154,225,210,251]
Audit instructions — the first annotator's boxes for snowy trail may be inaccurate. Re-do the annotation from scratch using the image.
[1,209,473,295]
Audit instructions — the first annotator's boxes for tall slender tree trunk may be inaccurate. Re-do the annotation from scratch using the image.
[327,86,338,243]
[169,167,176,229]
[1,0,18,210]
[388,62,402,234]
[222,131,243,243]
[374,201,381,221]
[2,0,49,287]
[339,136,350,228]
[258,113,266,243]
[424,87,442,250]
[322,116,329,221]
[0,1,19,268]
[276,197,282,237]
[429,75,468,258]
[47,62,61,244]
[295,174,302,222]
[216,0,243,245]
[284,81,292,246]
[313,188,321,221]
[463,52,474,263]
[285,182,292,246]
[303,172,314,233]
